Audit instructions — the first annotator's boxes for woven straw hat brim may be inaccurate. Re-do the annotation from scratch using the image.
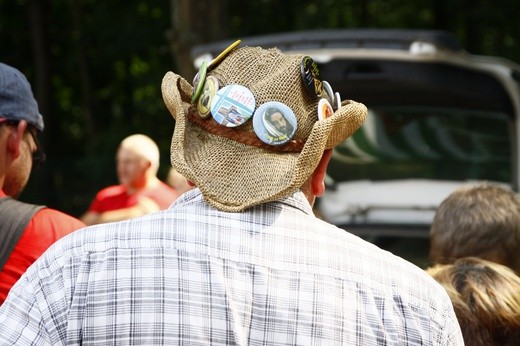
[162,70,366,212]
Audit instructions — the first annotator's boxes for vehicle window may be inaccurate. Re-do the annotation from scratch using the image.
[319,106,512,267]
[328,106,512,184]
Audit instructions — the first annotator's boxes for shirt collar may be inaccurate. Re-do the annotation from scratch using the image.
[170,188,314,215]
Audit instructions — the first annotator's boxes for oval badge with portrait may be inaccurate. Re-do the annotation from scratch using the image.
[197,76,219,118]
[253,101,297,146]
[318,98,334,121]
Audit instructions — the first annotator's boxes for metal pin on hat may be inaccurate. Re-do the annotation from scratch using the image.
[208,39,242,70]
[317,98,334,121]
[191,60,208,103]
[197,76,220,118]
[300,56,323,98]
[210,84,255,127]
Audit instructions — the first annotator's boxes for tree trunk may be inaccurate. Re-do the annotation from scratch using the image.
[27,0,53,204]
[27,0,51,140]
[70,0,95,137]
[166,0,229,81]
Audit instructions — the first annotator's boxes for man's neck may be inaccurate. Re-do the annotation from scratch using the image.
[126,176,160,194]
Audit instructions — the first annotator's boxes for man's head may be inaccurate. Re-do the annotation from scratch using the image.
[0,62,44,132]
[116,134,160,189]
[430,183,520,273]
[162,44,367,212]
[0,63,44,198]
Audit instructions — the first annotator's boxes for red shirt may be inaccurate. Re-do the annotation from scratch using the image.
[0,190,85,304]
[88,182,179,212]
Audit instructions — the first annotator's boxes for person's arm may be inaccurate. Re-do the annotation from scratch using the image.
[80,210,100,226]
[84,196,160,225]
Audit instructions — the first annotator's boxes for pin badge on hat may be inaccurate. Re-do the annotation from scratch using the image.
[210,84,255,127]
[334,91,342,111]
[300,56,323,98]
[253,102,297,146]
[322,80,334,104]
[192,60,208,103]
[318,98,334,121]
[208,39,242,70]
[193,71,201,88]
[197,76,219,118]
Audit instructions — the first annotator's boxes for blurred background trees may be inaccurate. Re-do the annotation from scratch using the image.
[0,0,518,217]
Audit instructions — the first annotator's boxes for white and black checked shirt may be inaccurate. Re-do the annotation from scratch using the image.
[0,189,463,345]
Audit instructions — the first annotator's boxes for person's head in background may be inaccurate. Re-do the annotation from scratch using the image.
[0,62,45,198]
[426,257,520,345]
[430,182,520,273]
[116,134,159,193]
[166,167,192,195]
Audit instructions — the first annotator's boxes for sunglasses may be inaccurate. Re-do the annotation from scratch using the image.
[1,120,46,166]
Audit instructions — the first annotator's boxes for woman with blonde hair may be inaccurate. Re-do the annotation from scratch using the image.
[427,257,520,345]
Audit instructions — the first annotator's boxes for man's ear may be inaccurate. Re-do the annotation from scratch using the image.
[311,149,333,197]
[6,121,27,159]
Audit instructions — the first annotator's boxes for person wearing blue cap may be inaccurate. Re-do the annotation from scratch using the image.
[0,62,85,305]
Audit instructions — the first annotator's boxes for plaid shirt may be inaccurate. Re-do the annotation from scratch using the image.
[0,189,463,345]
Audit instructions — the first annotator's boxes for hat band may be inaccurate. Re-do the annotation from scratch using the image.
[187,107,305,153]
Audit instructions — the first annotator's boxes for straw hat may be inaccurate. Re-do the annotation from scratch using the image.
[162,45,367,212]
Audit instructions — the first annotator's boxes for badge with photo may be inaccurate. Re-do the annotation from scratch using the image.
[253,101,297,145]
[210,84,255,127]
[318,98,334,121]
[197,76,220,118]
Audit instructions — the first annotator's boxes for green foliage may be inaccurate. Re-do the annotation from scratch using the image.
[0,0,175,215]
[0,0,518,217]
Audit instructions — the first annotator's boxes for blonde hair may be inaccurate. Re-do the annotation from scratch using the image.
[120,134,160,174]
[427,257,520,345]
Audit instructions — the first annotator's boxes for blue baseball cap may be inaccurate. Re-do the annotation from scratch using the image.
[0,62,44,131]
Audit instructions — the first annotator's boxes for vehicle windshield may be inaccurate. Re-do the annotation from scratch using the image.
[328,106,513,184]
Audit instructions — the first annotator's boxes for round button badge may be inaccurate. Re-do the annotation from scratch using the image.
[318,98,334,121]
[208,39,242,70]
[300,56,323,98]
[191,60,208,103]
[253,101,297,146]
[334,91,342,110]
[197,76,219,118]
[322,80,334,104]
[210,84,255,127]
